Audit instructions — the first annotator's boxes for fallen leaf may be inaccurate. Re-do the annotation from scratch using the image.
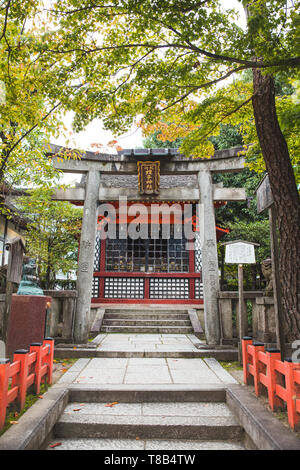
[9,421,18,424]
[49,442,62,448]
[73,408,81,411]
[105,401,119,407]
[38,396,44,399]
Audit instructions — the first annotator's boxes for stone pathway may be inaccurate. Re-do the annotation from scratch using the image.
[47,333,243,450]
[55,333,238,361]
[62,357,232,386]
[93,333,202,354]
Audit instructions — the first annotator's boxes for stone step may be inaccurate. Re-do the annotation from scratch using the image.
[104,313,190,320]
[102,319,191,327]
[105,309,190,315]
[101,326,194,334]
[47,437,245,450]
[54,402,244,441]
[54,347,238,361]
[68,385,227,404]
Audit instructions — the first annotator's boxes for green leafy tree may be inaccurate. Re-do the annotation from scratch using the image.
[0,1,82,202]
[143,131,182,149]
[2,1,299,339]
[43,0,299,339]
[17,188,82,289]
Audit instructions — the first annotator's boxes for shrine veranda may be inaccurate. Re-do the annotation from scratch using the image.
[50,145,246,345]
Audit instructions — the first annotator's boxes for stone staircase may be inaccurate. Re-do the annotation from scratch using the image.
[100,308,196,335]
[49,387,245,450]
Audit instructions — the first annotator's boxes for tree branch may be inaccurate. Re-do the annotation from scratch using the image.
[160,65,249,111]
[0,102,61,183]
[0,0,11,42]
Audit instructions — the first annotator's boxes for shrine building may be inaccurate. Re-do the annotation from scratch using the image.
[51,145,246,345]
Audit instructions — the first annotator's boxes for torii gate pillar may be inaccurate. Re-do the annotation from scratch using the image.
[74,170,101,343]
[198,170,220,345]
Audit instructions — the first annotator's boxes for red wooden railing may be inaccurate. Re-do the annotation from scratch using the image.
[0,338,54,430]
[242,337,300,431]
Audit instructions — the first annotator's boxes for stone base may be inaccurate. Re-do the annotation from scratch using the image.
[6,294,52,359]
[253,297,277,343]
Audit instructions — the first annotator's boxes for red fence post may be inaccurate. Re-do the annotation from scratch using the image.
[284,359,300,431]
[252,341,265,397]
[0,359,10,430]
[30,343,43,395]
[242,337,253,385]
[43,338,54,385]
[11,349,29,411]
[265,348,284,411]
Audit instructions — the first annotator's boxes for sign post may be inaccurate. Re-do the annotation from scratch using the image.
[223,240,259,363]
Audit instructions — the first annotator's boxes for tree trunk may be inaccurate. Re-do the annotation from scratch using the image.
[252,69,300,342]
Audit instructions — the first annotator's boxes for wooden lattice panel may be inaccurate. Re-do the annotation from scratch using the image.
[149,278,189,299]
[93,234,101,272]
[194,233,202,273]
[104,277,144,299]
[194,278,204,299]
[91,277,100,298]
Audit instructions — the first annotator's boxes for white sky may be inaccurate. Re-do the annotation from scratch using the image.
[52,0,246,185]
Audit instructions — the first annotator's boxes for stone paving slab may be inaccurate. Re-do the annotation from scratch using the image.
[62,401,233,418]
[55,332,238,360]
[144,439,244,450]
[141,402,233,417]
[54,413,243,441]
[94,333,202,354]
[47,437,245,450]
[69,356,226,386]
[58,416,238,428]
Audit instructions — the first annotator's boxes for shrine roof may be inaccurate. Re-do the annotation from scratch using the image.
[47,143,246,163]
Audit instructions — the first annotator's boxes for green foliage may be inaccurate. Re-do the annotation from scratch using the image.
[0,3,83,201]
[1,1,298,187]
[210,124,243,151]
[0,382,49,437]
[38,0,299,149]
[143,130,182,149]
[17,188,82,289]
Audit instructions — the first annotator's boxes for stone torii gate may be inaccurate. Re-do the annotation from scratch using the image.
[50,145,246,345]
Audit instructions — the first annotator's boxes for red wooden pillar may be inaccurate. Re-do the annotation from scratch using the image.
[99,238,106,299]
[144,278,150,300]
[242,337,253,385]
[252,342,265,397]
[189,240,195,300]
[30,342,43,395]
[0,359,10,429]
[264,348,284,411]
[284,359,300,430]
[12,349,29,411]
[43,338,54,385]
